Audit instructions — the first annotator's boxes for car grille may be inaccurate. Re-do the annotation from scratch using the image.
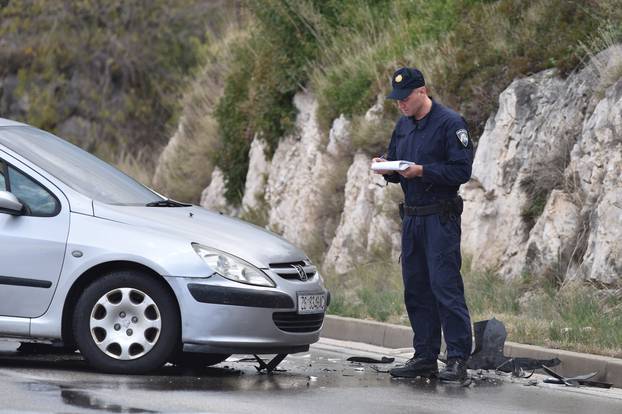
[272,312,324,333]
[269,261,316,281]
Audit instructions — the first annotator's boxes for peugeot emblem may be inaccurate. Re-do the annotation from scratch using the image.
[293,264,308,281]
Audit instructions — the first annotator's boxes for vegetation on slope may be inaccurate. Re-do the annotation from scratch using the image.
[325,256,622,358]
[0,0,229,174]
[214,0,622,205]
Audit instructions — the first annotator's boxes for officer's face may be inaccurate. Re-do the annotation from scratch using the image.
[397,87,426,117]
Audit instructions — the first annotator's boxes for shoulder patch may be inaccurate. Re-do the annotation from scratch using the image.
[456,129,469,147]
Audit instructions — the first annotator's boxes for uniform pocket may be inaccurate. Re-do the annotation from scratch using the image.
[438,214,461,241]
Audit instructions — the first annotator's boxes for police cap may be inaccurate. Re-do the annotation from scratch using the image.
[386,67,425,100]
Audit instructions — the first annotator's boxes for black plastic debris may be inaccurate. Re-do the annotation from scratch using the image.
[253,354,287,374]
[237,357,259,363]
[16,342,75,355]
[347,356,395,364]
[541,365,612,388]
[467,318,561,375]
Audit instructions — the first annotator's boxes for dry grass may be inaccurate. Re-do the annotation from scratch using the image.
[151,21,248,203]
[325,252,622,357]
[579,23,622,99]
[324,252,406,324]
[350,114,397,157]
[463,257,622,358]
[113,150,154,188]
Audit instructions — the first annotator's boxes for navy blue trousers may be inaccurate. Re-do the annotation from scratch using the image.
[401,213,472,360]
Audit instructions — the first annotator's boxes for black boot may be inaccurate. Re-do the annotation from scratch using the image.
[390,355,438,378]
[439,358,468,382]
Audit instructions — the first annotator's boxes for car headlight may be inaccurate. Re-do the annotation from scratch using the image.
[192,243,275,287]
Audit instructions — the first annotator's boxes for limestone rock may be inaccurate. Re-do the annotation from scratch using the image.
[523,190,581,279]
[364,94,385,123]
[579,189,622,284]
[241,137,271,212]
[462,68,590,277]
[264,92,351,257]
[200,167,238,215]
[462,46,622,283]
[567,74,622,284]
[324,152,401,274]
[323,153,374,273]
[326,115,351,157]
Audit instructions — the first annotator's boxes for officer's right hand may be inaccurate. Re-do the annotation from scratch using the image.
[372,157,392,175]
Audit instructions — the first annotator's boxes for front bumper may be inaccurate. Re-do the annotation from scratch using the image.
[165,275,329,355]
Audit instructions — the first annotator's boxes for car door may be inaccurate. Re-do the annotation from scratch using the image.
[0,155,70,318]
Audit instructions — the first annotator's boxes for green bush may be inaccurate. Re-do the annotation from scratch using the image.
[213,0,324,204]
[324,256,405,324]
[212,0,621,205]
[0,0,217,170]
[350,114,397,156]
[462,256,622,357]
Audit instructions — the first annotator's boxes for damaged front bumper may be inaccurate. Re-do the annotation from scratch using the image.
[165,275,329,355]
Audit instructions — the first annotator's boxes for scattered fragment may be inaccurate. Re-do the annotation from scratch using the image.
[524,380,539,386]
[236,357,260,363]
[254,353,288,374]
[347,356,395,364]
[468,319,561,373]
[309,376,318,381]
[541,366,612,388]
[354,367,365,372]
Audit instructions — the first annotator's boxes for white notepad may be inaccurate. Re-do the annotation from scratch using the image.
[370,160,414,171]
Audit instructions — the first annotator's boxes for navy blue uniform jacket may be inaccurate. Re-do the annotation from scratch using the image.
[384,100,474,206]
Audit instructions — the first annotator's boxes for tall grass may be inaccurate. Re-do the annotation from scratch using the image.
[324,253,406,324]
[151,21,248,203]
[463,257,622,357]
[325,253,622,357]
[210,0,621,205]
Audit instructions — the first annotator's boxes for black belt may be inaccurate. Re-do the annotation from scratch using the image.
[399,196,463,222]
[403,203,445,216]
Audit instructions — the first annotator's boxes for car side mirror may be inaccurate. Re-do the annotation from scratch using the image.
[0,190,24,216]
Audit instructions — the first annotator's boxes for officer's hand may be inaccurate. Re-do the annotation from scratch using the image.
[399,164,423,179]
[371,157,392,175]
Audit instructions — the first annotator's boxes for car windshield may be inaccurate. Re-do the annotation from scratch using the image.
[0,126,164,205]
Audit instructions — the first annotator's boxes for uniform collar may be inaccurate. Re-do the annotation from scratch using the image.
[410,98,436,130]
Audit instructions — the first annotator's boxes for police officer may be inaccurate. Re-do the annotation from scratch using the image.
[372,67,473,382]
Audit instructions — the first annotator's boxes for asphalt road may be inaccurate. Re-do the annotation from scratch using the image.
[0,339,621,413]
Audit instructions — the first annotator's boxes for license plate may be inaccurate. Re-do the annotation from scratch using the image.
[297,293,326,314]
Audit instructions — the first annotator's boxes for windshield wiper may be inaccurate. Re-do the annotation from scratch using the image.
[145,199,191,207]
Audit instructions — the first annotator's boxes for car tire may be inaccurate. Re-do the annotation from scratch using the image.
[73,270,180,374]
[168,351,231,368]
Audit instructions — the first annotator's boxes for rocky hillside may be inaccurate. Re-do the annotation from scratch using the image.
[198,45,622,285]
[462,46,622,284]
[151,1,622,289]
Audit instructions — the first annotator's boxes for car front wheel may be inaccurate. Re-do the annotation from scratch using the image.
[73,270,180,374]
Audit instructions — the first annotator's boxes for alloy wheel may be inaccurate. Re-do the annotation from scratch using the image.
[89,287,162,360]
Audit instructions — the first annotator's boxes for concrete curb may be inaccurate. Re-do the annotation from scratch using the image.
[321,314,622,388]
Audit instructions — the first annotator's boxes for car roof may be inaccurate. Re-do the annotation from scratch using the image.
[0,118,29,128]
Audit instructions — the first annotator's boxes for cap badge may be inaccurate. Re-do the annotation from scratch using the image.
[395,74,403,83]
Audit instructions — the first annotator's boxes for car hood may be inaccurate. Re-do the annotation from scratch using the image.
[92,203,307,268]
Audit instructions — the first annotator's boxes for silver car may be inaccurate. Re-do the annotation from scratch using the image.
[0,118,329,374]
